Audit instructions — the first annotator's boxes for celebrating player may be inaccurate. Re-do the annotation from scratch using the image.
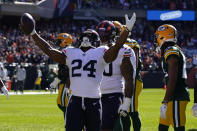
[125,38,143,131]
[154,24,190,131]
[97,20,136,131]
[20,13,136,131]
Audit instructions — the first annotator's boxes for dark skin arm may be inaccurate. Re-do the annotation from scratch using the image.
[163,55,178,101]
[32,34,65,64]
[104,30,129,63]
[66,78,70,89]
[120,57,134,98]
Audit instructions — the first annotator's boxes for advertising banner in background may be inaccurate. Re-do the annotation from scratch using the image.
[147,10,195,21]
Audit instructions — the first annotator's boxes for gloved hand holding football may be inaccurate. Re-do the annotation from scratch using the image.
[20,13,36,35]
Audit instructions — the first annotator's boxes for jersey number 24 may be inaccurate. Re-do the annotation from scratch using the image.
[71,59,97,78]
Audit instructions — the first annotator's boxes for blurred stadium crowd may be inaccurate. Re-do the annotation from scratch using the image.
[0,18,196,72]
[1,0,196,10]
[76,0,197,10]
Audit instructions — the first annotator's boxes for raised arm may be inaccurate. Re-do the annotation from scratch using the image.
[31,34,65,64]
[20,13,65,64]
[104,13,136,63]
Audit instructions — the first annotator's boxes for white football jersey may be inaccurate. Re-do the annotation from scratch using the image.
[100,44,136,94]
[62,46,108,98]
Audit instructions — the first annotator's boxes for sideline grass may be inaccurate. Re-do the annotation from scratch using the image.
[0,89,196,131]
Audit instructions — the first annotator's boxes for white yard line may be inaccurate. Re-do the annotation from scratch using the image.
[1,91,58,95]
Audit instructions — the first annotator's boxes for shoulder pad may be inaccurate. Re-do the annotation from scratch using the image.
[164,46,180,61]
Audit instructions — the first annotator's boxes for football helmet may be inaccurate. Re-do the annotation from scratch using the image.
[154,24,177,49]
[120,25,126,35]
[112,21,123,36]
[78,29,101,48]
[56,33,72,48]
[125,38,140,49]
[96,20,117,44]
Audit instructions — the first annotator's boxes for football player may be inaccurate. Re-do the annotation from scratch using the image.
[20,13,136,131]
[125,38,143,131]
[98,20,136,131]
[154,24,190,131]
[0,78,9,98]
[191,71,197,117]
[55,33,72,120]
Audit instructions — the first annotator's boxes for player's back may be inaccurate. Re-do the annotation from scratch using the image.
[62,46,108,98]
[100,44,136,94]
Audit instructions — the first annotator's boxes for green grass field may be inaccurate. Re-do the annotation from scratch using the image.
[0,89,196,131]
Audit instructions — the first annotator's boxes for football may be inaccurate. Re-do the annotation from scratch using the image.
[20,13,35,35]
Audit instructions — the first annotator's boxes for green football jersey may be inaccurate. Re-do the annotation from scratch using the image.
[162,46,190,101]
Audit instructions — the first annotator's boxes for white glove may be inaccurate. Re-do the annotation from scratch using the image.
[191,103,197,117]
[1,86,9,99]
[118,97,131,117]
[50,78,60,89]
[160,104,167,119]
[125,12,136,31]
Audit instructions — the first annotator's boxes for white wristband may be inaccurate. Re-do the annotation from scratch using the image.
[30,29,36,36]
[123,97,131,106]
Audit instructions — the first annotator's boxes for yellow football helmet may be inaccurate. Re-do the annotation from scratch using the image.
[154,24,177,49]
[124,38,140,49]
[112,21,123,35]
[120,25,126,35]
[57,33,72,48]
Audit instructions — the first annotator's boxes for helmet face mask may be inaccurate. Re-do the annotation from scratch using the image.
[79,29,101,48]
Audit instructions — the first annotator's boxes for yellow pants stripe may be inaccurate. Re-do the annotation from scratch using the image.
[57,83,69,107]
[130,79,143,112]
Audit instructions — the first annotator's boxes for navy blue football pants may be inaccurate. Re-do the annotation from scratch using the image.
[65,95,102,131]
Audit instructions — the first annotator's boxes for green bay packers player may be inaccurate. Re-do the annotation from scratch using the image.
[154,24,190,131]
[56,33,72,120]
[125,38,142,131]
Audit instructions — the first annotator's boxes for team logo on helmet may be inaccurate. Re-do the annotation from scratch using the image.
[154,24,177,49]
[96,20,117,44]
